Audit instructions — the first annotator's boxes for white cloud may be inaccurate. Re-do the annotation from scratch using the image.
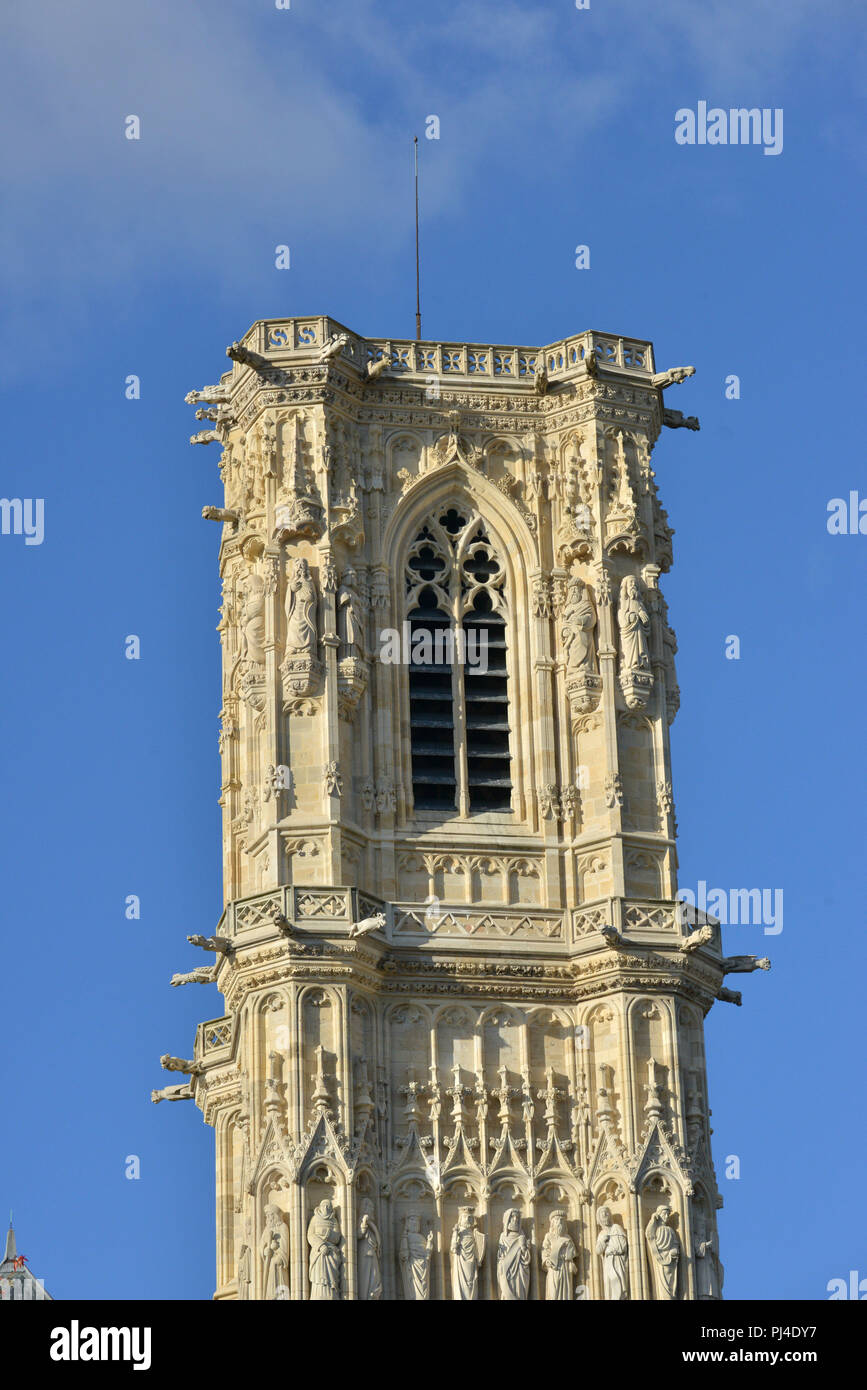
[0,0,853,360]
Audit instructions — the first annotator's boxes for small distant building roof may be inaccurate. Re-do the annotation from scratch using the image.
[0,1219,52,1300]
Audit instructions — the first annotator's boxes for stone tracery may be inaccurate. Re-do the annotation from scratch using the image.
[169,317,746,1299]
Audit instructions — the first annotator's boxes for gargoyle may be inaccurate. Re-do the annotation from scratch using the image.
[317,333,350,364]
[680,925,715,953]
[226,341,267,368]
[716,987,742,1006]
[160,1055,202,1076]
[348,911,387,939]
[366,352,390,381]
[599,925,625,949]
[151,1084,192,1104]
[721,955,771,974]
[272,909,293,937]
[190,430,221,446]
[663,408,700,431]
[185,387,230,406]
[170,966,217,987]
[652,365,695,389]
[187,933,231,954]
[202,506,239,524]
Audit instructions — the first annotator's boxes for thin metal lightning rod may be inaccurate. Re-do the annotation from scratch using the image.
[414,136,421,341]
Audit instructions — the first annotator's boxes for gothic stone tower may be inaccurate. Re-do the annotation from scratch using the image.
[168,317,738,1302]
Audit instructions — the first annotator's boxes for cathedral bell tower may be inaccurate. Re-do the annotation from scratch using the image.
[158,316,758,1301]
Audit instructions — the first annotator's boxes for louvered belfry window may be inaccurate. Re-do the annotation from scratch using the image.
[405,508,512,815]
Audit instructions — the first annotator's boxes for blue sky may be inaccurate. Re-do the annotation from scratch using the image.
[0,0,863,1300]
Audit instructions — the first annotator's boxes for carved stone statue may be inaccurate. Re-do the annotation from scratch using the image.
[541,1209,576,1300]
[337,568,365,656]
[497,1208,530,1300]
[618,577,651,674]
[693,1211,723,1299]
[285,558,318,656]
[259,1204,289,1300]
[595,1206,629,1300]
[237,1240,252,1300]
[357,1199,383,1301]
[561,578,597,672]
[645,1203,681,1299]
[307,1199,342,1300]
[450,1207,485,1300]
[241,574,266,666]
[399,1214,433,1300]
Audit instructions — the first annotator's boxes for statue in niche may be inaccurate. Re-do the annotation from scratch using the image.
[241,574,266,666]
[450,1207,485,1300]
[645,1202,681,1300]
[237,1239,252,1300]
[285,557,318,656]
[259,1204,289,1301]
[399,1214,433,1301]
[693,1210,723,1299]
[561,577,597,672]
[337,567,365,657]
[541,1209,577,1301]
[617,576,651,674]
[595,1206,629,1300]
[307,1199,343,1300]
[497,1208,531,1301]
[357,1199,383,1301]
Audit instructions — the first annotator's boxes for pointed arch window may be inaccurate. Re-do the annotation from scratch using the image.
[404,508,512,815]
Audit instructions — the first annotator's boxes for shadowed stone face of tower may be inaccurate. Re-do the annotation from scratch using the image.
[176,317,738,1301]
